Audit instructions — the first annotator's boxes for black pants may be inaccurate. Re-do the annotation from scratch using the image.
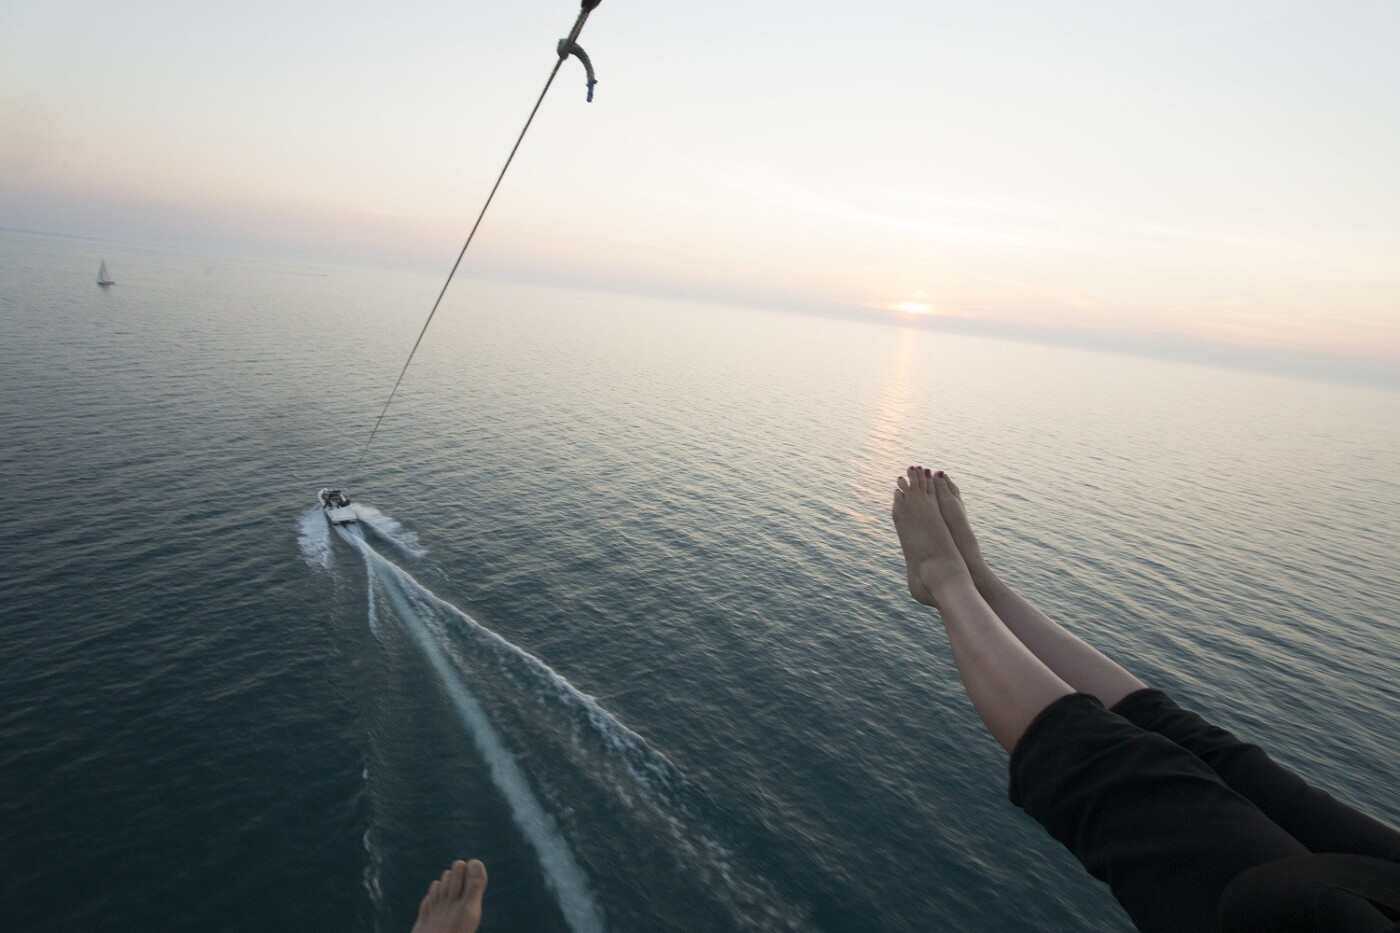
[1009,689,1400,932]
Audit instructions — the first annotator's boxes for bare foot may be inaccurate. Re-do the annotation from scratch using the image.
[931,473,993,584]
[412,859,487,933]
[891,466,973,608]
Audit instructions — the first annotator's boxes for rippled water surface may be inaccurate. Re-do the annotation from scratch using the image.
[2,231,1397,932]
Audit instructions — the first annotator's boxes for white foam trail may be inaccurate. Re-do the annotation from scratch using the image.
[365,557,384,642]
[352,503,428,559]
[376,550,683,797]
[314,503,807,930]
[296,506,334,571]
[345,531,803,931]
[347,532,607,933]
[361,816,384,912]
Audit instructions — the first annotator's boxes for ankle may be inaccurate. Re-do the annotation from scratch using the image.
[924,570,985,618]
[917,555,975,601]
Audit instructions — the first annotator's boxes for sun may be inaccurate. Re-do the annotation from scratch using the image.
[894,301,933,315]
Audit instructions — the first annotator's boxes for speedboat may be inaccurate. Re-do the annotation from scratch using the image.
[318,488,359,525]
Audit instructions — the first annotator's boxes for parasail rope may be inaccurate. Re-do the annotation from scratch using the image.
[350,2,600,487]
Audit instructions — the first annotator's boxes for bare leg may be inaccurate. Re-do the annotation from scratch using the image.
[933,473,1147,709]
[893,466,1073,752]
[412,859,488,933]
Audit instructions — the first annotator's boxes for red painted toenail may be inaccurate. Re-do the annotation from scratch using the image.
[935,470,946,479]
[924,469,932,477]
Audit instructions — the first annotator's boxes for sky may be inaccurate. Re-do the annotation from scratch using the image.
[4,0,1399,372]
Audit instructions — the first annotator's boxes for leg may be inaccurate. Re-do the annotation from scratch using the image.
[938,473,1400,861]
[412,859,488,933]
[894,467,1370,930]
[1218,854,1400,932]
[1114,689,1400,862]
[933,472,1146,708]
[893,466,1073,751]
[1011,690,1315,933]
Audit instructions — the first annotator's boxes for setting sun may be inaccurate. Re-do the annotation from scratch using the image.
[895,301,934,315]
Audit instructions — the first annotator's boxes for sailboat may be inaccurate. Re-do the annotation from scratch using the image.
[97,260,114,287]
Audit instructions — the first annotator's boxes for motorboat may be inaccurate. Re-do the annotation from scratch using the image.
[318,488,359,525]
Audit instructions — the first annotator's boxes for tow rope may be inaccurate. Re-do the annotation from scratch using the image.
[350,0,605,485]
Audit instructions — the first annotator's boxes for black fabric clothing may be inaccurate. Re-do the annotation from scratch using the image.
[1218,854,1400,933]
[1112,689,1400,864]
[1008,690,1400,933]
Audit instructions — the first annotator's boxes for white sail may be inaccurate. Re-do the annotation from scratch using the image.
[97,260,113,286]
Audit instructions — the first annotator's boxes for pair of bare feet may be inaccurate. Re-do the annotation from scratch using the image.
[892,466,989,608]
[411,859,488,933]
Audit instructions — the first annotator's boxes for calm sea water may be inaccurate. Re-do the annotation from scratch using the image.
[2,230,1397,932]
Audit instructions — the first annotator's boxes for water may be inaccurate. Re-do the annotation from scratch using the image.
[2,230,1397,932]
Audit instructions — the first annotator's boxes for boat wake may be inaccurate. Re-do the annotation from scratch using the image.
[297,500,426,572]
[314,505,808,932]
[296,506,334,571]
[349,503,427,559]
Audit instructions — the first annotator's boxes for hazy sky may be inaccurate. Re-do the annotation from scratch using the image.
[5,0,1399,364]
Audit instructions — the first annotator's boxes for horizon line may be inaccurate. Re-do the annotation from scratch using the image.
[5,225,1395,395]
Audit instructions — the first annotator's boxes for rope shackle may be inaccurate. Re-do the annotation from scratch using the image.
[558,0,601,102]
[557,39,597,101]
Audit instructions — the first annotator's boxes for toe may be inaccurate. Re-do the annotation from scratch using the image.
[935,474,978,544]
[464,860,488,906]
[447,860,469,899]
[896,475,909,492]
[428,879,442,903]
